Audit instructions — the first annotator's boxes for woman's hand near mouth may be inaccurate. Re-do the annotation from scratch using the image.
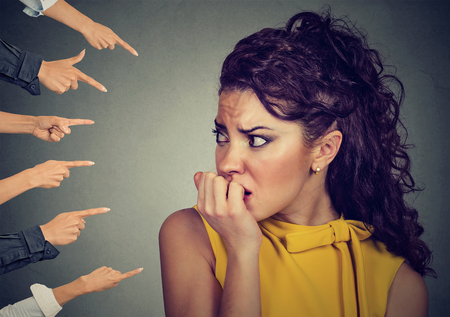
[194,171,262,254]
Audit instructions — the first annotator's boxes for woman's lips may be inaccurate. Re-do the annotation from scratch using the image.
[243,187,252,201]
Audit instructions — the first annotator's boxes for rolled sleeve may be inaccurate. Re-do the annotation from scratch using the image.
[0,39,42,95]
[0,225,59,275]
[0,297,45,317]
[30,284,62,317]
[20,0,58,17]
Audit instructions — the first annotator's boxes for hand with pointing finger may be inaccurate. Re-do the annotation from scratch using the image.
[40,207,109,246]
[80,22,138,56]
[39,0,138,56]
[38,50,106,94]
[32,116,94,142]
[1,265,142,310]
[52,266,143,307]
[29,160,94,189]
[78,266,143,294]
[0,111,94,143]
[0,160,94,206]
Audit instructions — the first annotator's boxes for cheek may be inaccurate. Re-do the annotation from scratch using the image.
[255,148,310,194]
[215,146,225,172]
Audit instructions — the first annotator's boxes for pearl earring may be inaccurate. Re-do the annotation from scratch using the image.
[314,167,321,175]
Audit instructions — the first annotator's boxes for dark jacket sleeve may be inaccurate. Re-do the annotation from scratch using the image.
[0,225,59,275]
[0,38,42,95]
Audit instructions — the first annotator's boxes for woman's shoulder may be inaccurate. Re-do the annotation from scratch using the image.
[160,207,203,234]
[385,262,429,317]
[159,207,215,268]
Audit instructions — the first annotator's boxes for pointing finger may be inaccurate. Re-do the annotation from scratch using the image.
[117,38,138,56]
[77,71,107,92]
[120,268,143,281]
[64,160,95,168]
[67,119,95,126]
[73,207,110,218]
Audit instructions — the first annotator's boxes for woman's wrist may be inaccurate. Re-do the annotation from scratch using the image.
[22,167,39,189]
[43,0,93,34]
[16,168,37,191]
[52,278,85,306]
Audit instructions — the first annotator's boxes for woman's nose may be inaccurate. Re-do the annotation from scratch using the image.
[216,143,245,179]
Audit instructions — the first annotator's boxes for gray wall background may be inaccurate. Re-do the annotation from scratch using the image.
[0,0,448,316]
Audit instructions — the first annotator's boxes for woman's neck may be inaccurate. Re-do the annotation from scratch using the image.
[271,178,339,226]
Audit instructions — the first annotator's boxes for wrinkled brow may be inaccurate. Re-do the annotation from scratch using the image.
[214,119,273,134]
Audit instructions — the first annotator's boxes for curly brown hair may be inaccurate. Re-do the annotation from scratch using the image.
[219,10,435,276]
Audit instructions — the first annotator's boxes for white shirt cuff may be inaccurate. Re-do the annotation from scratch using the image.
[20,0,58,17]
[30,284,62,317]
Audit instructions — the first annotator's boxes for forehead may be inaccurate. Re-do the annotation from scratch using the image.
[216,91,274,126]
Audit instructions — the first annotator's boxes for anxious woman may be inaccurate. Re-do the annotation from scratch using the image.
[159,10,434,317]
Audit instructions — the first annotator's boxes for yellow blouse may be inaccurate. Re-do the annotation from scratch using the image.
[199,212,404,317]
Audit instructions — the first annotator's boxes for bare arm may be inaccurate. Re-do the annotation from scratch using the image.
[42,0,137,55]
[0,160,94,205]
[0,110,94,142]
[160,208,222,317]
[0,169,35,206]
[53,266,143,306]
[385,262,429,317]
[160,206,262,317]
[0,111,37,135]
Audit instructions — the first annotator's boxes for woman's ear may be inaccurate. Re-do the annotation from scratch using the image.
[311,130,342,173]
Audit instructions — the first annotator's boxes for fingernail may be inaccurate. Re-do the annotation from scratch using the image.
[63,127,69,133]
[82,219,86,223]
[101,86,107,92]
[89,161,95,165]
[134,50,139,56]
[138,268,143,272]
[103,208,110,212]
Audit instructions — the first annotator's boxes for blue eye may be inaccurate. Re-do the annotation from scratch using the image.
[249,136,269,147]
[212,129,229,144]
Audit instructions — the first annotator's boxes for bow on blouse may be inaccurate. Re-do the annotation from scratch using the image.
[280,217,372,317]
[284,217,372,253]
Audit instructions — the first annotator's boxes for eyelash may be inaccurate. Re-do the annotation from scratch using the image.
[212,129,272,148]
[212,129,228,144]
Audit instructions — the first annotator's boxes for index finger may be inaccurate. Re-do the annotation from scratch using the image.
[119,268,143,281]
[72,207,110,218]
[117,37,138,56]
[77,71,107,92]
[67,119,95,126]
[64,160,95,168]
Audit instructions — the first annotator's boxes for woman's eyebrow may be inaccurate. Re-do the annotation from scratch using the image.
[214,120,227,131]
[238,126,274,134]
[214,119,273,134]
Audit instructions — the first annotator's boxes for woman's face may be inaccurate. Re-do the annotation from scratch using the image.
[214,90,316,222]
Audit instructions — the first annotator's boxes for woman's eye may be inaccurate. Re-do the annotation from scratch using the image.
[249,136,267,147]
[213,129,229,143]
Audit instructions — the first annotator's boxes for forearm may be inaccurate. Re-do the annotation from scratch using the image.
[219,250,261,317]
[42,0,93,34]
[52,278,86,307]
[0,111,37,135]
[0,169,34,205]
